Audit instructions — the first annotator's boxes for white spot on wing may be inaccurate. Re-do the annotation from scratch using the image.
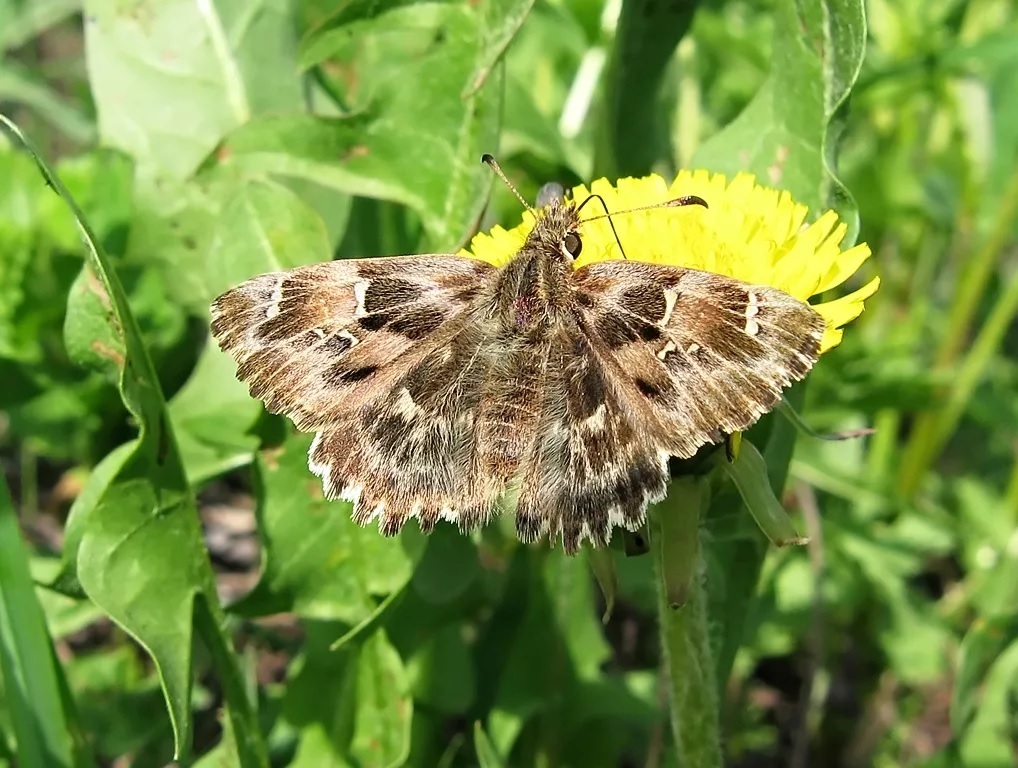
[365,501,384,523]
[340,485,363,505]
[661,289,679,325]
[744,292,761,335]
[308,432,326,476]
[582,403,607,430]
[657,340,677,360]
[395,387,419,416]
[353,280,370,318]
[266,276,284,319]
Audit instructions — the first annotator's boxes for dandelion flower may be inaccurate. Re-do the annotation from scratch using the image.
[463,170,878,352]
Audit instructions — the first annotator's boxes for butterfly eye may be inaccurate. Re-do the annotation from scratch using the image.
[563,231,582,258]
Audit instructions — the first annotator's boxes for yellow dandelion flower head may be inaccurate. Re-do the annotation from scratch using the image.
[462,170,878,352]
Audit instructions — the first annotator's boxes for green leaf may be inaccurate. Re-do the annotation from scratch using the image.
[406,623,475,715]
[410,526,480,605]
[481,550,612,760]
[225,1,503,249]
[168,343,262,487]
[0,475,85,768]
[52,441,133,597]
[957,634,1018,767]
[953,615,1018,735]
[716,441,807,547]
[0,114,266,766]
[232,432,425,622]
[285,624,412,768]
[0,0,82,52]
[474,722,506,768]
[83,0,302,182]
[693,0,866,223]
[59,645,168,760]
[203,178,334,298]
[464,0,536,97]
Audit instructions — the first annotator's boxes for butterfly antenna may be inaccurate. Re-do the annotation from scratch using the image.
[581,194,709,223]
[481,154,534,214]
[577,194,709,260]
[576,193,629,259]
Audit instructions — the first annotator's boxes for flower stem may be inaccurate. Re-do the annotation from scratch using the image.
[650,477,722,768]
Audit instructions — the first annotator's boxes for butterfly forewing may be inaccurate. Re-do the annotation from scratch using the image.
[570,260,826,458]
[211,256,494,432]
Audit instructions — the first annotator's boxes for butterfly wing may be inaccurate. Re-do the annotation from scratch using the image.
[570,260,827,459]
[211,256,494,432]
[513,330,668,554]
[211,255,512,535]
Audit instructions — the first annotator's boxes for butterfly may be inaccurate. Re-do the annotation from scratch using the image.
[210,160,826,554]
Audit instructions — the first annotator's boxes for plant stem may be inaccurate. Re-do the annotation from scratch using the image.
[650,477,722,768]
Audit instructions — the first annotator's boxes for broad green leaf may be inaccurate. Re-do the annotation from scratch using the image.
[482,550,611,760]
[693,0,866,222]
[225,1,503,249]
[60,646,168,761]
[464,0,536,97]
[232,432,425,623]
[0,475,83,768]
[52,441,133,597]
[410,526,480,605]
[0,114,266,766]
[168,343,262,487]
[407,623,475,715]
[118,168,237,316]
[203,178,334,299]
[83,0,302,182]
[958,636,1018,767]
[487,1,591,179]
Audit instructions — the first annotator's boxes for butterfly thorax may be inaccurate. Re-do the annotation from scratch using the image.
[491,199,582,337]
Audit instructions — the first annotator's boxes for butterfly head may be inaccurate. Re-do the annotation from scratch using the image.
[528,196,585,266]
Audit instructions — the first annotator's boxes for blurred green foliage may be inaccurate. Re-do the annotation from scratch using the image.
[0,0,1017,765]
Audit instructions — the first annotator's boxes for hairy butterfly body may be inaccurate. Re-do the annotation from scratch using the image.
[211,191,825,553]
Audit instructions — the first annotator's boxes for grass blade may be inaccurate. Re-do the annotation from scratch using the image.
[0,474,83,768]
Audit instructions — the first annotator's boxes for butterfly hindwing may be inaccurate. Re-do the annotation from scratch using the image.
[571,260,827,458]
[514,330,668,554]
[307,318,512,535]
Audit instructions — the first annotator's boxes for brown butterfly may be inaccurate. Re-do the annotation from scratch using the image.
[210,158,826,554]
